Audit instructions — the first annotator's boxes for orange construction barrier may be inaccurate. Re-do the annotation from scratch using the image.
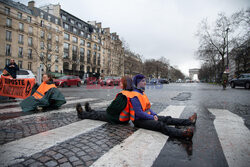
[0,77,36,99]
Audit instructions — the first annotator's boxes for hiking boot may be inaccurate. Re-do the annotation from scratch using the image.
[189,113,197,125]
[76,103,83,118]
[84,102,93,112]
[182,127,194,140]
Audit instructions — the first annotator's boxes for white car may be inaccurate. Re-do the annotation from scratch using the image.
[0,69,35,79]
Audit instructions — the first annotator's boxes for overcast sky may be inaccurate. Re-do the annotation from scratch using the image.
[19,0,249,75]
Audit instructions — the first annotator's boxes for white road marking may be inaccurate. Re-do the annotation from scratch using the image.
[91,105,185,167]
[0,119,106,167]
[0,98,98,114]
[208,109,250,167]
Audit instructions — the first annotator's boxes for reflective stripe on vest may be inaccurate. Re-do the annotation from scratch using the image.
[33,82,56,99]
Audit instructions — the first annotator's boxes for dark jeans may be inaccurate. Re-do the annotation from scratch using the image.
[80,110,109,122]
[133,116,192,138]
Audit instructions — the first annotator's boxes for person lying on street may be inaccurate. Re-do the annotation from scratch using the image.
[76,76,134,124]
[130,74,197,140]
[20,73,66,112]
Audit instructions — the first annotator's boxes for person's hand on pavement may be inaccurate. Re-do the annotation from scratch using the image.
[154,115,158,121]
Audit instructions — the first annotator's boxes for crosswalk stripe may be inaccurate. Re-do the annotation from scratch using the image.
[208,109,250,167]
[91,105,185,167]
[0,98,98,114]
[0,119,106,167]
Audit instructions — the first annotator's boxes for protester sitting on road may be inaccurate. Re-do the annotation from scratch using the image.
[4,59,19,79]
[76,76,134,124]
[20,73,66,112]
[130,74,197,140]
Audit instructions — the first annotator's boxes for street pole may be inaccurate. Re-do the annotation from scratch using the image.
[226,28,229,71]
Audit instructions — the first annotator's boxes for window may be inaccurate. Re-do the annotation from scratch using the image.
[40,30,44,38]
[94,35,96,40]
[48,33,52,40]
[40,20,44,27]
[6,18,12,27]
[19,22,24,31]
[72,45,77,53]
[56,35,59,42]
[56,26,59,32]
[40,41,44,49]
[18,61,22,69]
[87,34,91,39]
[64,33,69,40]
[40,12,44,19]
[77,22,82,28]
[48,15,51,22]
[27,16,32,23]
[5,44,11,56]
[73,27,77,33]
[48,43,52,51]
[18,12,22,19]
[28,62,32,70]
[55,55,58,62]
[48,23,52,29]
[56,45,59,53]
[6,30,11,41]
[62,15,66,20]
[18,47,23,58]
[72,36,78,43]
[55,65,58,72]
[64,23,69,30]
[63,52,69,59]
[28,37,32,46]
[40,52,44,59]
[55,18,59,24]
[80,31,84,37]
[80,48,85,62]
[48,54,52,61]
[64,42,69,50]
[18,34,24,44]
[28,26,33,34]
[70,19,75,24]
[6,59,10,65]
[98,46,101,51]
[94,44,97,50]
[97,53,101,65]
[80,39,85,45]
[87,42,91,48]
[28,49,32,59]
[5,7,10,15]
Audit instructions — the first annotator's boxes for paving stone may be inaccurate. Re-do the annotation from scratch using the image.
[72,160,83,166]
[46,150,57,156]
[22,159,36,166]
[68,156,79,162]
[52,153,64,160]
[60,162,72,167]
[29,161,43,167]
[58,158,68,164]
[38,156,52,163]
[45,160,58,167]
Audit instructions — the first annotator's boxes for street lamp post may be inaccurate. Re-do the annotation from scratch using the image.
[226,27,230,71]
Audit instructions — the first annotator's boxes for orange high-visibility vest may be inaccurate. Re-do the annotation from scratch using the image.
[118,90,151,122]
[32,82,56,99]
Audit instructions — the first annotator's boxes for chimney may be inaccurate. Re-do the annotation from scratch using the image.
[28,1,35,9]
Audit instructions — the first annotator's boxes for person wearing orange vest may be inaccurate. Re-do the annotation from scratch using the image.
[131,74,197,140]
[20,73,66,112]
[76,76,134,124]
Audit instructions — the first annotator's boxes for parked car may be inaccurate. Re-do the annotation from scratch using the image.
[230,73,250,89]
[149,78,159,85]
[54,75,81,87]
[113,77,121,86]
[100,76,114,86]
[0,69,35,79]
[158,78,169,84]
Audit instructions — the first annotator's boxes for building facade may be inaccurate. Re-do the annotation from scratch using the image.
[0,0,63,75]
[0,0,125,78]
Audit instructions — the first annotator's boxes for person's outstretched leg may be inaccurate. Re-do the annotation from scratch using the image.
[76,102,109,122]
[133,119,194,140]
[158,113,197,126]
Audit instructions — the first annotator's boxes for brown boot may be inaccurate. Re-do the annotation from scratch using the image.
[182,127,194,140]
[84,102,93,112]
[76,103,83,118]
[189,113,197,125]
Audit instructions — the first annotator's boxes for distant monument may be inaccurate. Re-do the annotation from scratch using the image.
[189,68,200,81]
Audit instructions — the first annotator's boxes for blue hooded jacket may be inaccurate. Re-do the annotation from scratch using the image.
[130,88,157,120]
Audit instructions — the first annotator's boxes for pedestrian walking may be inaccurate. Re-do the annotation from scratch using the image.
[130,74,197,140]
[76,76,134,124]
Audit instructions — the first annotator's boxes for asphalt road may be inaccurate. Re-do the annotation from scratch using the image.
[0,83,249,167]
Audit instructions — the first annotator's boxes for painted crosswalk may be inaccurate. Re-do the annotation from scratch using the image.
[0,97,249,167]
